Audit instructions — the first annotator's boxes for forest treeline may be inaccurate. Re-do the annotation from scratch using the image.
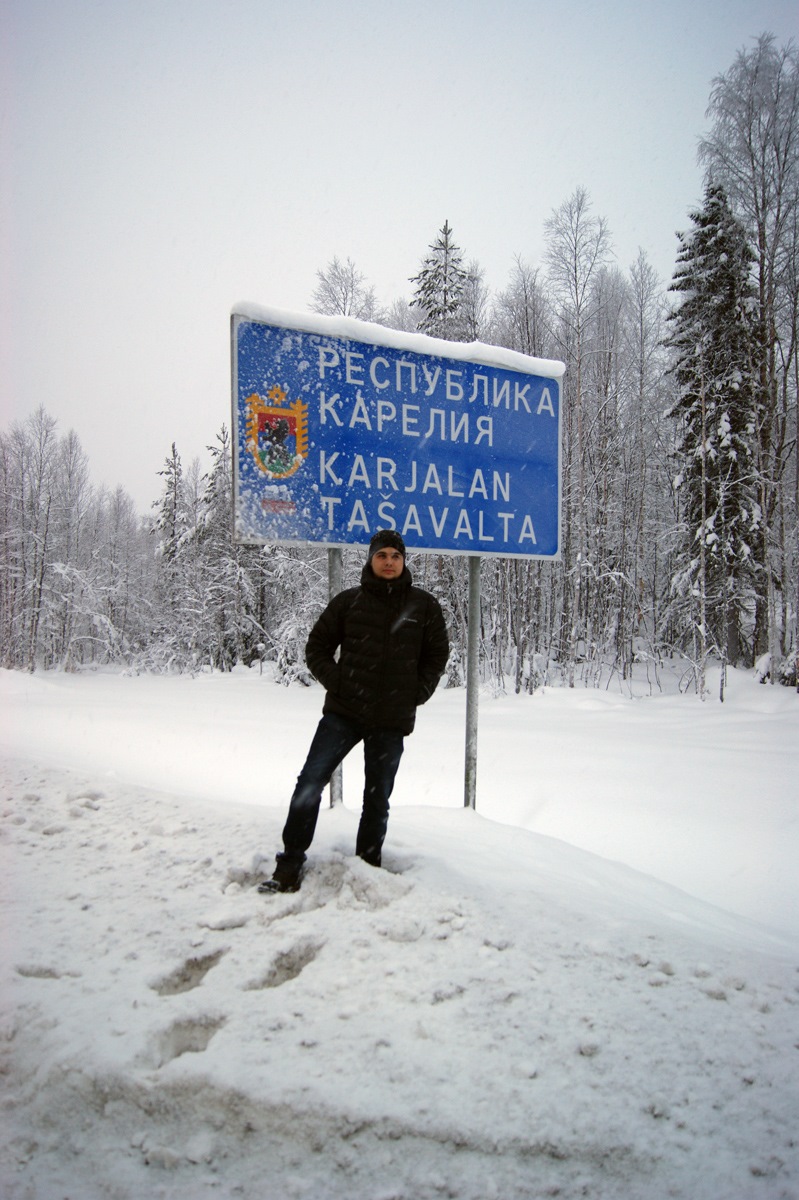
[2,35,797,694]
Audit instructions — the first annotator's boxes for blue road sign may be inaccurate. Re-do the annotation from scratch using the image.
[231,306,563,559]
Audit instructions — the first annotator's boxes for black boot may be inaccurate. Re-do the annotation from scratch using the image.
[258,853,304,893]
[357,848,382,868]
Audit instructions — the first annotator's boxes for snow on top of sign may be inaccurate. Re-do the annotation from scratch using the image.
[232,302,565,379]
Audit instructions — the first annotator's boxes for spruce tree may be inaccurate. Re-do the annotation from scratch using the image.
[149,442,191,668]
[196,426,262,670]
[410,220,470,340]
[665,183,759,669]
[698,36,799,664]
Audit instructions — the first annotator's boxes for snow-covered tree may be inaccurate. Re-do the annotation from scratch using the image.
[152,444,184,565]
[146,443,194,669]
[490,257,549,357]
[621,251,673,668]
[698,33,799,667]
[381,296,419,333]
[544,187,612,682]
[459,259,490,342]
[194,426,264,671]
[410,221,471,340]
[0,407,59,668]
[664,183,759,675]
[0,409,151,670]
[92,485,151,661]
[311,256,382,321]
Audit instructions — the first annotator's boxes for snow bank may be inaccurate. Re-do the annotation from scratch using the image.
[1,667,797,1198]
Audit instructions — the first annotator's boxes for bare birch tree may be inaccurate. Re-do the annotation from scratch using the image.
[544,187,612,684]
[311,256,383,321]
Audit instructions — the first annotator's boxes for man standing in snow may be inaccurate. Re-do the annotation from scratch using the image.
[260,530,449,893]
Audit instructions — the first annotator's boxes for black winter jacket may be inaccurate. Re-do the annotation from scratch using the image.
[304,563,449,735]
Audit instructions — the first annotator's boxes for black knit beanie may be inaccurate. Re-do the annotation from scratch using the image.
[367,529,406,562]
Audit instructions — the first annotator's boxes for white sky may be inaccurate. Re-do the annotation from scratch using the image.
[2,0,797,512]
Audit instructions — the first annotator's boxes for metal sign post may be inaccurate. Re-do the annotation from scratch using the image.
[464,556,481,809]
[328,547,344,808]
[231,306,564,811]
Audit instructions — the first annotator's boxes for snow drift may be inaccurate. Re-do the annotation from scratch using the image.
[1,665,797,1199]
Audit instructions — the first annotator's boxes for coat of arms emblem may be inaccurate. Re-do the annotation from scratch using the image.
[246,386,308,479]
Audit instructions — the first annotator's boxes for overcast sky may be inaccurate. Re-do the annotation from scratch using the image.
[2,0,797,513]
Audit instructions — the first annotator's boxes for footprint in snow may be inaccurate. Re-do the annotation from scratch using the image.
[16,963,82,980]
[151,948,227,996]
[137,1015,226,1069]
[243,936,325,991]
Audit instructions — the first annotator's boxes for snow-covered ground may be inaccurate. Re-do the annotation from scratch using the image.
[1,664,797,1199]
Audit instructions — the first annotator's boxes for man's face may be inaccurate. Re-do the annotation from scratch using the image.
[371,547,404,579]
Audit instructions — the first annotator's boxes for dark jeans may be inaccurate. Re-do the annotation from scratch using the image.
[281,713,405,866]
